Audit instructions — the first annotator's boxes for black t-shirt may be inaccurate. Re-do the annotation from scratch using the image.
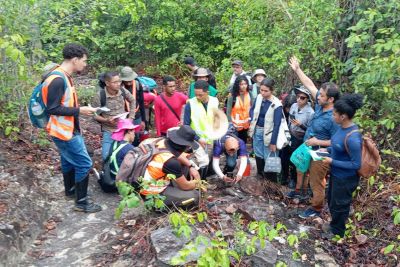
[46,77,80,133]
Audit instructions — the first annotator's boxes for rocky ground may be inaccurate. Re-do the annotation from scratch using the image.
[0,115,341,267]
[0,77,398,266]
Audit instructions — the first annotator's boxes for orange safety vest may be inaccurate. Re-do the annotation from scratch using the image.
[140,139,175,195]
[231,92,251,130]
[42,67,77,141]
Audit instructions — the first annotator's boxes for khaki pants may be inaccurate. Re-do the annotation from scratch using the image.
[309,160,330,211]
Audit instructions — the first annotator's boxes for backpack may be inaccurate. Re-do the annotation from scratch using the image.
[344,130,381,178]
[137,76,157,92]
[98,141,129,193]
[28,71,67,128]
[116,138,169,186]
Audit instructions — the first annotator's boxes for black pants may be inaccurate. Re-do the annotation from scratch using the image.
[288,136,304,182]
[328,175,359,237]
[237,129,248,144]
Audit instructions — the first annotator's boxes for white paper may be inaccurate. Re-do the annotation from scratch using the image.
[112,112,129,120]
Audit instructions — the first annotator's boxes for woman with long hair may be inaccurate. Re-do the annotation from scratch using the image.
[226,75,252,143]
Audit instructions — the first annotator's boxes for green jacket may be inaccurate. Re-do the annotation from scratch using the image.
[188,82,218,98]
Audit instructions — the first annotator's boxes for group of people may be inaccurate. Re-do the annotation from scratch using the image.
[42,43,365,239]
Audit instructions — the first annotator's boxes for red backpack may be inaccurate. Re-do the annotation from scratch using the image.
[344,130,381,178]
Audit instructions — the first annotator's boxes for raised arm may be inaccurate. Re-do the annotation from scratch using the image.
[289,56,318,100]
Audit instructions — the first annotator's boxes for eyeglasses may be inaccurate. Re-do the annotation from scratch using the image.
[297,95,307,100]
[110,80,122,84]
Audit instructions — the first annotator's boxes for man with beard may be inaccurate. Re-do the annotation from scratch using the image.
[289,56,340,219]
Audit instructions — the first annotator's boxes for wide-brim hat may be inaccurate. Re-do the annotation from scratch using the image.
[294,85,312,100]
[168,125,199,150]
[111,119,140,141]
[192,67,210,77]
[204,109,229,141]
[120,66,138,81]
[252,69,267,80]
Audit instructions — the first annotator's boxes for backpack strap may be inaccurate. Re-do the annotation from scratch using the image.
[110,142,129,175]
[160,93,180,121]
[344,129,361,154]
[100,88,106,107]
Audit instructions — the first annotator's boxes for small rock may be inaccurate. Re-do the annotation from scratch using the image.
[355,234,368,245]
[250,240,278,266]
[126,219,136,226]
[312,217,324,226]
[315,250,337,267]
[225,204,237,214]
[239,176,264,196]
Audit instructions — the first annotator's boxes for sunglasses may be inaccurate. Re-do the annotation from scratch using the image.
[296,95,307,100]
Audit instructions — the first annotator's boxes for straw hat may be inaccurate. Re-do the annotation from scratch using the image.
[205,109,229,141]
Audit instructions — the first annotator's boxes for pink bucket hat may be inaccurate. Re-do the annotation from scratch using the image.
[111,119,140,141]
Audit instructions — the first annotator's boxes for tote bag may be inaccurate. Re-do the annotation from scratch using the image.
[290,143,311,173]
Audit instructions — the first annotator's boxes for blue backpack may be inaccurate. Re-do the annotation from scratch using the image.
[28,71,67,128]
[136,76,157,92]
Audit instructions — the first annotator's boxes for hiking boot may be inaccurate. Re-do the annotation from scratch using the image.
[299,208,320,219]
[74,175,102,213]
[63,170,75,198]
[286,190,302,199]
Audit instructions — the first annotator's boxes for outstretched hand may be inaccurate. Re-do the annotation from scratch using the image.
[289,56,300,72]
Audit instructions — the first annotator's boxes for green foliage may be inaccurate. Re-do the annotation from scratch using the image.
[115,180,166,219]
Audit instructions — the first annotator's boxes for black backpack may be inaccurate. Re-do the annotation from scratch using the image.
[98,141,130,193]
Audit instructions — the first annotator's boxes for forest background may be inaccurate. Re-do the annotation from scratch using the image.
[0,0,399,261]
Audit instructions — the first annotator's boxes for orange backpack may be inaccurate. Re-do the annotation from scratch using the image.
[344,130,381,178]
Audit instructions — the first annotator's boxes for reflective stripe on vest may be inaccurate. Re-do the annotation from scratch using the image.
[110,142,129,175]
[42,67,77,141]
[140,140,174,195]
[189,97,219,144]
[231,92,251,130]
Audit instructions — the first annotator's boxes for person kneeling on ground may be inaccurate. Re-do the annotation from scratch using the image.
[99,119,139,192]
[212,133,249,184]
[139,125,205,207]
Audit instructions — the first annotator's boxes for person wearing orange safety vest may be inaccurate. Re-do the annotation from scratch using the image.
[120,66,146,146]
[140,126,204,207]
[42,43,101,213]
[92,71,136,161]
[226,75,253,143]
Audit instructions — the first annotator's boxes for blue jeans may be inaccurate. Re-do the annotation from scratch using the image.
[253,127,278,171]
[52,134,93,182]
[101,131,113,161]
[226,154,237,170]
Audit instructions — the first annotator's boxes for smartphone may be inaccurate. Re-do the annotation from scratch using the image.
[289,114,295,120]
[316,151,330,157]
[226,172,234,178]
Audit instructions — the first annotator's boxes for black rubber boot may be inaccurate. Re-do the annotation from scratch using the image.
[63,170,75,198]
[199,167,208,180]
[74,175,102,213]
[255,157,265,176]
[264,172,278,183]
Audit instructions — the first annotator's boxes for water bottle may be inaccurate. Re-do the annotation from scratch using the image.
[31,99,47,128]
